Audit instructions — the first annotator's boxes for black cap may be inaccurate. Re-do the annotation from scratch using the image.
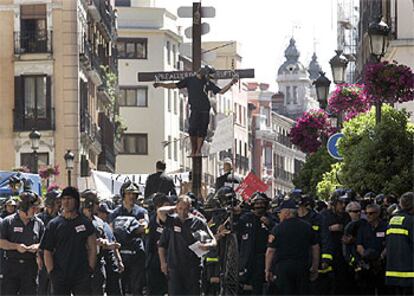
[275,199,297,212]
[61,186,80,208]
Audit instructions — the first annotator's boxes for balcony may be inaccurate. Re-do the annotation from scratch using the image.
[13,108,55,131]
[98,112,116,172]
[80,39,92,67]
[88,0,115,37]
[14,30,52,55]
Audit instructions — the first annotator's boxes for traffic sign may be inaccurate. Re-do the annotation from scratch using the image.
[327,133,344,160]
[184,23,210,38]
[177,6,216,18]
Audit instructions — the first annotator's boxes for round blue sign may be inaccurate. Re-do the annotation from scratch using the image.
[327,133,344,160]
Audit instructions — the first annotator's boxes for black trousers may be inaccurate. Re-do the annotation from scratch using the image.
[38,265,52,295]
[120,253,146,296]
[2,257,38,296]
[91,262,106,296]
[50,271,91,296]
[275,260,310,295]
[146,255,167,296]
[168,267,201,296]
[105,263,122,296]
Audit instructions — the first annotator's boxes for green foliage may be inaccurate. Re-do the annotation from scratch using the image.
[338,105,414,195]
[316,163,343,200]
[293,148,337,196]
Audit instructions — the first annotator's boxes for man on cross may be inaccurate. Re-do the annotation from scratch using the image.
[153,65,238,156]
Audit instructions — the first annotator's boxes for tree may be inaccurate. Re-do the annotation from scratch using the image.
[338,105,414,195]
[316,163,343,200]
[292,148,337,197]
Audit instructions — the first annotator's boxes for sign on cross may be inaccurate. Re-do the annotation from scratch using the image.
[137,69,255,82]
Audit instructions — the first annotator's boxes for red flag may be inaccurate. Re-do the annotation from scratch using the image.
[235,172,269,201]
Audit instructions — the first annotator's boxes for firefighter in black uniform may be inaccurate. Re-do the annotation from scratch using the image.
[145,193,171,296]
[265,199,320,295]
[37,189,61,295]
[320,192,352,295]
[0,191,44,295]
[356,203,388,294]
[385,191,414,295]
[237,192,275,295]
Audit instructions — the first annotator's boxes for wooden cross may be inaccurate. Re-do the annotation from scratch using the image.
[137,2,255,198]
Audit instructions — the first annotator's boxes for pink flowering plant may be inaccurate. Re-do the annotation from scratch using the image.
[47,182,61,192]
[38,164,60,179]
[328,84,371,121]
[364,61,414,104]
[289,109,334,154]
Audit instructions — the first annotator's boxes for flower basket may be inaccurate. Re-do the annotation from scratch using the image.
[328,84,370,121]
[289,109,334,154]
[364,61,414,104]
[38,165,60,180]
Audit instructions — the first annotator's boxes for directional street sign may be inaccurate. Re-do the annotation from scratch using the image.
[177,6,216,18]
[184,23,210,38]
[138,69,255,82]
[327,133,344,160]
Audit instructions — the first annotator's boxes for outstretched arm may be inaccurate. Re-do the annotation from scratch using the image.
[219,75,239,94]
[153,82,177,89]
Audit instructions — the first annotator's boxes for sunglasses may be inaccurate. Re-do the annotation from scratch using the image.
[366,211,379,215]
[349,210,361,213]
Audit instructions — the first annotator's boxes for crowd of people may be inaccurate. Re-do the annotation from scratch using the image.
[0,161,413,296]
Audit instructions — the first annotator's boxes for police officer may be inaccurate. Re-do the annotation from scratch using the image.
[320,191,352,295]
[146,193,171,296]
[110,181,148,296]
[40,186,97,296]
[265,199,319,295]
[37,189,61,295]
[385,192,414,295]
[158,195,217,296]
[356,203,387,294]
[0,191,44,295]
[237,192,275,295]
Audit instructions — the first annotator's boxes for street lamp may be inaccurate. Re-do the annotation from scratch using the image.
[368,16,390,124]
[29,129,41,174]
[313,72,331,110]
[64,150,75,186]
[329,50,349,85]
[368,16,391,62]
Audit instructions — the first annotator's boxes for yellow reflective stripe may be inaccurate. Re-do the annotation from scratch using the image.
[206,257,219,262]
[322,254,333,260]
[318,266,333,273]
[208,223,216,228]
[386,271,414,278]
[312,225,319,231]
[386,228,409,236]
[389,216,405,226]
[145,228,149,234]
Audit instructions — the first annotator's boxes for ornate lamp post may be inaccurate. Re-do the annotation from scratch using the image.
[64,150,75,186]
[313,72,331,110]
[329,50,349,127]
[368,16,391,124]
[29,129,41,174]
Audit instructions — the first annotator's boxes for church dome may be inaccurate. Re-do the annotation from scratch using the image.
[308,52,322,80]
[277,38,307,76]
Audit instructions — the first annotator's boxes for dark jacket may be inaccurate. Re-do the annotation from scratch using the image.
[215,172,240,191]
[144,172,176,198]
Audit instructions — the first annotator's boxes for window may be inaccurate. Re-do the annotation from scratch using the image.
[172,44,177,66]
[24,76,47,119]
[173,91,178,114]
[168,90,172,112]
[293,86,298,104]
[173,138,178,161]
[166,41,171,65]
[20,152,49,172]
[121,134,148,154]
[167,136,172,159]
[117,38,147,59]
[286,86,291,104]
[119,87,148,107]
[20,4,47,53]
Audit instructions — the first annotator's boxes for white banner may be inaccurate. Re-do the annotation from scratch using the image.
[209,115,234,155]
[79,170,190,199]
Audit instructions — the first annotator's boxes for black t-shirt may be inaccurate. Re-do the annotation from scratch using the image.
[268,217,317,264]
[39,214,95,279]
[356,219,387,254]
[176,76,221,111]
[162,214,210,269]
[0,212,45,259]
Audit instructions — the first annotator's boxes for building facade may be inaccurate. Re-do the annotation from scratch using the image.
[0,0,118,186]
[115,1,183,174]
[356,0,414,120]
